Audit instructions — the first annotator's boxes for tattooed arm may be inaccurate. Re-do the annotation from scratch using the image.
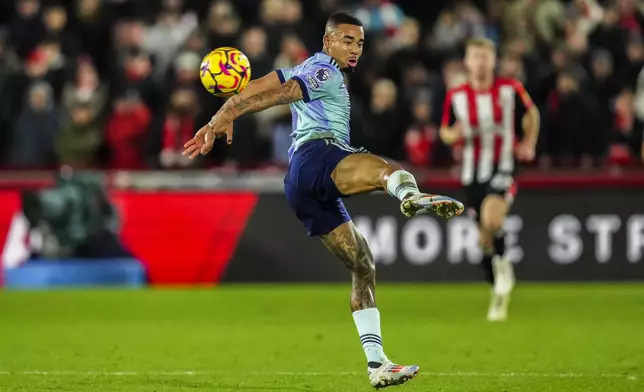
[183,72,303,156]
[235,71,282,99]
[214,79,303,122]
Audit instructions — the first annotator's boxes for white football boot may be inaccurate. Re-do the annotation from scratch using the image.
[368,360,420,389]
[487,255,516,322]
[401,194,465,219]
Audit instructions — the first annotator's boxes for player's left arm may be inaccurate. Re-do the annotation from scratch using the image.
[218,79,303,120]
[183,75,303,158]
[237,71,284,97]
[515,81,540,161]
[217,64,339,120]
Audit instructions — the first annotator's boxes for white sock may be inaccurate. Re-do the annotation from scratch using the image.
[353,308,388,366]
[386,170,421,201]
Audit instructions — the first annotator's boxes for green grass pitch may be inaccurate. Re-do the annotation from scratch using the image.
[1,284,643,391]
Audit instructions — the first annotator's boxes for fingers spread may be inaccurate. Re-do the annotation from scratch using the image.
[184,139,196,148]
[183,144,200,158]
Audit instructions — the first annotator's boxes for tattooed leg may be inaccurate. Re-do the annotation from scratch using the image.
[321,221,375,311]
[321,221,390,367]
[321,220,419,386]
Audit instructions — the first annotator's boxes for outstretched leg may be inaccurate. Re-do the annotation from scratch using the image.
[321,221,419,388]
[331,153,464,219]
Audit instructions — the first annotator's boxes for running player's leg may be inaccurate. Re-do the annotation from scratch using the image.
[320,221,419,388]
[478,224,495,284]
[331,152,464,219]
[480,194,515,321]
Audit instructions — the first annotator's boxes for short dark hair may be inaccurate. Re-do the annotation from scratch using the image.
[326,12,363,29]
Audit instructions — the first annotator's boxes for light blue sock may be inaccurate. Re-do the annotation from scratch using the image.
[386,170,421,201]
[353,308,388,365]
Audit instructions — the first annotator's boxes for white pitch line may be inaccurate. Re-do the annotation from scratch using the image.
[0,371,638,380]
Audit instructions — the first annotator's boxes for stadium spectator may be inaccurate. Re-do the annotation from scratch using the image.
[56,100,103,168]
[624,35,644,87]
[157,87,200,169]
[616,0,644,34]
[73,0,110,76]
[38,39,72,101]
[542,70,606,166]
[590,50,621,130]
[430,8,470,52]
[118,49,165,115]
[105,89,152,170]
[498,51,526,82]
[385,18,423,89]
[62,58,108,120]
[142,6,198,81]
[636,66,644,121]
[42,4,80,60]
[240,27,273,80]
[353,0,405,36]
[352,78,405,160]
[0,28,20,158]
[9,0,44,59]
[404,89,451,167]
[169,51,201,89]
[610,87,643,164]
[205,0,241,50]
[5,81,60,168]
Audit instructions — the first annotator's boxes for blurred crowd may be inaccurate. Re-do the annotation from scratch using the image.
[0,0,643,171]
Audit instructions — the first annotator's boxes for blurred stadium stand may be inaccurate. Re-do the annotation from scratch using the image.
[0,0,642,173]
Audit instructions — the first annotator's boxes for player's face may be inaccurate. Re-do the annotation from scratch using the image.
[465,46,496,78]
[325,24,364,70]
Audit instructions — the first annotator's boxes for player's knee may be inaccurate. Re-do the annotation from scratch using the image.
[481,215,504,234]
[478,231,493,252]
[480,203,507,234]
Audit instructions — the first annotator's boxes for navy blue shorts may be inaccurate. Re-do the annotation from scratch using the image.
[284,139,364,237]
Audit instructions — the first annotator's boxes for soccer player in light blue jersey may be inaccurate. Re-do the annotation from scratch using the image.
[183,12,465,389]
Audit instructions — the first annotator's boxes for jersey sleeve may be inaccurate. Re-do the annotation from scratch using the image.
[441,90,456,127]
[276,68,293,84]
[290,64,342,103]
[513,80,534,110]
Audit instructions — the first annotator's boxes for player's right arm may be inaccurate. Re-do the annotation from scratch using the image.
[439,91,462,145]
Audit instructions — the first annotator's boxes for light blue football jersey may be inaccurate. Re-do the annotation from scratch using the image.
[276,52,351,158]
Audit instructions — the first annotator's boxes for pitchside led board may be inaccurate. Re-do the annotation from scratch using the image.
[225,190,644,283]
[1,189,643,285]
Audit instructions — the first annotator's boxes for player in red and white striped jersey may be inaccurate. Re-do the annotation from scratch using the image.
[440,38,540,321]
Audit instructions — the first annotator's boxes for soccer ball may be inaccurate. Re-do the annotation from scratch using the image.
[199,47,252,97]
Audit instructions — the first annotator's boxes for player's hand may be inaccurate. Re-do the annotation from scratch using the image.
[516,141,536,162]
[182,115,234,159]
[182,125,211,159]
[207,113,235,146]
[440,122,463,145]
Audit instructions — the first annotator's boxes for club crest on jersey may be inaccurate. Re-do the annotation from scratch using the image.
[315,67,330,82]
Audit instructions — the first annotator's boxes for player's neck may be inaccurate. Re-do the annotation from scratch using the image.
[469,75,494,91]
